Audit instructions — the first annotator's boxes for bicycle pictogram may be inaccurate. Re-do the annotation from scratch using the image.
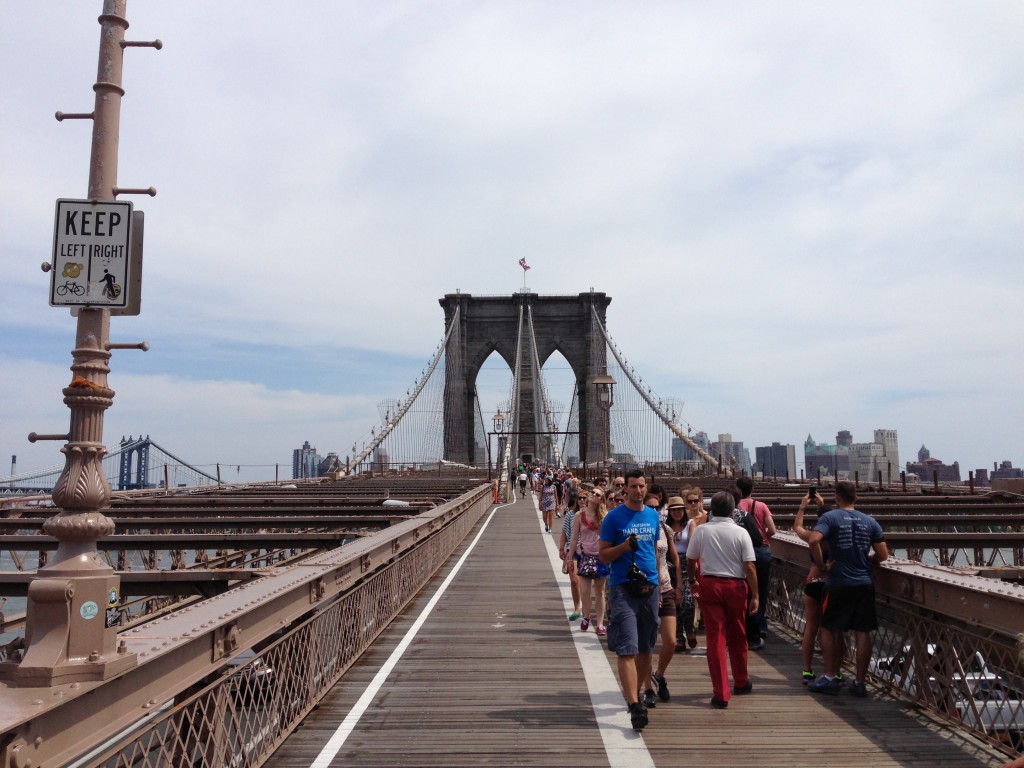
[56,280,85,297]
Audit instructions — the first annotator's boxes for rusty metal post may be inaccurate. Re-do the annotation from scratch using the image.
[0,0,138,687]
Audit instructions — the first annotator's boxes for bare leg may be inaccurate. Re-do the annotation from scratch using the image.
[854,631,872,682]
[801,594,820,672]
[617,655,639,705]
[636,652,654,697]
[568,567,581,614]
[820,628,840,676]
[595,577,607,625]
[578,576,593,623]
[657,614,676,676]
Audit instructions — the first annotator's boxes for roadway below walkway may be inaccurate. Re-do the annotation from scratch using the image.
[266,490,1010,768]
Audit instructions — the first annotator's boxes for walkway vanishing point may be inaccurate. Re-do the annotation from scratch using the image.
[265,490,1012,768]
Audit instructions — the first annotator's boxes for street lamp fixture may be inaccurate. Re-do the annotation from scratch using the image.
[592,374,615,411]
[492,408,506,435]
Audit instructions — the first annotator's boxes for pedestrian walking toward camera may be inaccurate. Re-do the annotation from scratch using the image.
[565,485,609,634]
[648,506,682,705]
[806,481,888,698]
[599,470,661,731]
[666,494,700,651]
[686,490,757,709]
[559,488,584,621]
[539,476,557,532]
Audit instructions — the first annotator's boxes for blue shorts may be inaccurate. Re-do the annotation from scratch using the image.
[607,584,660,656]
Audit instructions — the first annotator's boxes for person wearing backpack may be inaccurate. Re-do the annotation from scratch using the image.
[736,477,776,649]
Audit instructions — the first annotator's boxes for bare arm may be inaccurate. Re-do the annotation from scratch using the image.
[871,540,889,565]
[744,560,759,615]
[808,529,826,569]
[667,531,683,595]
[564,515,581,562]
[793,497,812,542]
[600,537,633,564]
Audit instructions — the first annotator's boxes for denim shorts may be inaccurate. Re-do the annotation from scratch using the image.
[607,584,660,656]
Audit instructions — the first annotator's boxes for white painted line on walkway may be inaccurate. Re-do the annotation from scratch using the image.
[309,500,511,768]
[534,493,657,768]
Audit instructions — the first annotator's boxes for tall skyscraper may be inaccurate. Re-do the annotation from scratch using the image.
[292,440,322,479]
[874,429,900,473]
[711,433,752,475]
[755,442,796,479]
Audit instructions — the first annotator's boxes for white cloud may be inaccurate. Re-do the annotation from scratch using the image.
[2,1,1022,480]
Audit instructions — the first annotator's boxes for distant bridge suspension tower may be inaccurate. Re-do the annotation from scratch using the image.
[439,292,612,467]
[346,290,724,477]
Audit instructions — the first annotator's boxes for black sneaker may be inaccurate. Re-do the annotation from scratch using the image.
[711,697,728,709]
[748,637,765,650]
[851,681,867,698]
[652,671,670,702]
[629,702,648,730]
[642,689,658,709]
[733,681,753,695]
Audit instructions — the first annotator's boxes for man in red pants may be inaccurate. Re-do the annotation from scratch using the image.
[686,490,758,708]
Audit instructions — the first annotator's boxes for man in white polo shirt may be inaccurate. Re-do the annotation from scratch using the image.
[686,490,758,709]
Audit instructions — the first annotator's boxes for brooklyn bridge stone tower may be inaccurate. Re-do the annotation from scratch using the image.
[439,291,612,466]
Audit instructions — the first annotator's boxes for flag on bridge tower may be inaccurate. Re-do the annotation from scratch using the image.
[518,257,530,290]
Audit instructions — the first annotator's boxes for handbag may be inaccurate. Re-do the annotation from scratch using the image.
[624,551,655,598]
[577,552,600,578]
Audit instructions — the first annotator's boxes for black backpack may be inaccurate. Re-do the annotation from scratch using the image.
[741,501,765,548]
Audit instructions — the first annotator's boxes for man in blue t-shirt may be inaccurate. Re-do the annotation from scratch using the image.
[599,469,660,731]
[806,480,888,697]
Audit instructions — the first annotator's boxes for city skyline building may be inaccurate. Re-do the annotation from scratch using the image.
[754,442,797,479]
[292,440,321,479]
[804,428,899,481]
[710,433,752,475]
[906,444,961,482]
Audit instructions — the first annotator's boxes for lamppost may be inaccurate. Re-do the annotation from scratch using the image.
[592,374,615,474]
[488,408,505,482]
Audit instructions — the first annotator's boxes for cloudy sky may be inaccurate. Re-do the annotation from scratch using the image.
[2,1,1022,483]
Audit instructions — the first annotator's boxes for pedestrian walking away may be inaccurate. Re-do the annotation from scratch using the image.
[686,490,758,709]
[806,481,888,698]
[736,477,776,648]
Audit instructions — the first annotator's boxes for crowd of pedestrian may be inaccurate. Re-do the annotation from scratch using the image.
[517,464,890,732]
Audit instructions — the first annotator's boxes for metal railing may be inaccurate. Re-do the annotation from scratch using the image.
[770,532,1024,755]
[0,485,492,768]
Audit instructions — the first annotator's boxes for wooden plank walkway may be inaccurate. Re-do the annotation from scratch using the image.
[266,493,1011,768]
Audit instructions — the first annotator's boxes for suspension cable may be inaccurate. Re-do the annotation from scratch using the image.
[591,307,725,474]
[526,303,563,467]
[347,305,462,473]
